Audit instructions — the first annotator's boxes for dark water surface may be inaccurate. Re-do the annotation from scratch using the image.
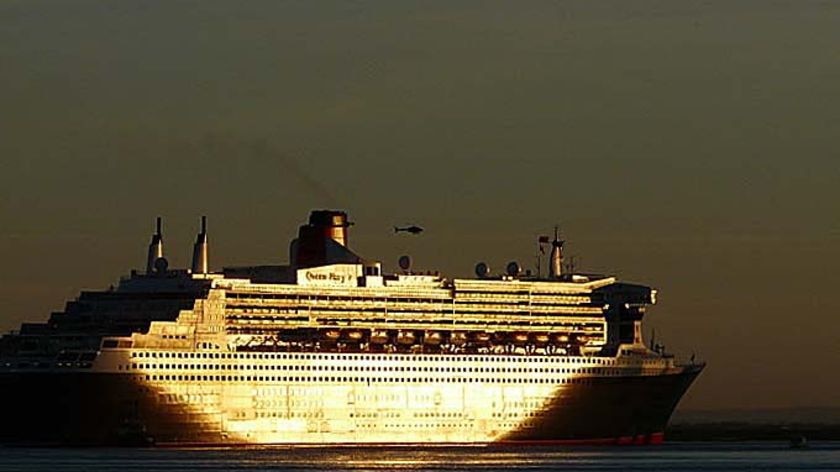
[2,443,840,472]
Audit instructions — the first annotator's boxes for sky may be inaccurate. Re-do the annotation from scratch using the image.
[1,0,839,411]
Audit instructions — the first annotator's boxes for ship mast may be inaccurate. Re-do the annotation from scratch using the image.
[145,217,164,274]
[548,226,564,279]
[191,216,209,274]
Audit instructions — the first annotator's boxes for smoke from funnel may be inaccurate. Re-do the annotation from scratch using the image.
[198,134,339,206]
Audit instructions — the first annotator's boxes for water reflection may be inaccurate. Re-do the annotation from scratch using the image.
[3,443,840,471]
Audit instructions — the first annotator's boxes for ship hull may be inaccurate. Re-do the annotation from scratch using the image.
[0,366,701,446]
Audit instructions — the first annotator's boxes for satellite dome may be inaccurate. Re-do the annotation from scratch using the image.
[398,255,412,271]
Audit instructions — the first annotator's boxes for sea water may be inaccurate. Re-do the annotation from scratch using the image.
[2,442,839,472]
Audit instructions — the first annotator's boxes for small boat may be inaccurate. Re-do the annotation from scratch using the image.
[553,334,570,344]
[342,330,363,342]
[321,329,341,341]
[450,332,468,346]
[512,333,529,345]
[472,332,491,344]
[534,334,550,345]
[396,331,416,345]
[423,331,442,345]
[369,330,389,344]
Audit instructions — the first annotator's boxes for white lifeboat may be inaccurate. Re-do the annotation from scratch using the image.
[343,330,363,342]
[396,331,416,345]
[424,331,442,345]
[450,332,468,346]
[369,330,389,344]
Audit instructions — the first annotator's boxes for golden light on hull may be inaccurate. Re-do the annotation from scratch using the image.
[0,355,701,446]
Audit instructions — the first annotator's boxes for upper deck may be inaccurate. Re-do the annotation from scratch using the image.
[215,264,626,338]
[0,210,656,362]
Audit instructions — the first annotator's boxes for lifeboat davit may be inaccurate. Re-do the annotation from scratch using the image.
[369,330,389,344]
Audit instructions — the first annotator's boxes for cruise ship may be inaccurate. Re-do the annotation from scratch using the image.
[0,210,703,446]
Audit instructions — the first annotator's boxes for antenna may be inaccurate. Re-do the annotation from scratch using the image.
[156,216,162,236]
[201,215,207,234]
[537,234,550,279]
[566,255,578,274]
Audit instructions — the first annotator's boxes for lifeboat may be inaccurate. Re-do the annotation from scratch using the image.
[450,332,467,346]
[575,335,589,344]
[553,333,570,344]
[396,331,416,346]
[472,332,491,344]
[534,333,550,345]
[342,330,363,342]
[424,331,442,345]
[321,329,340,341]
[369,330,389,344]
[512,332,529,345]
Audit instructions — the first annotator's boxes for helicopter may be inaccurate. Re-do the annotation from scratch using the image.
[394,225,424,235]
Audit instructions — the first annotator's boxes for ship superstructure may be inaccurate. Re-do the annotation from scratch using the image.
[0,211,703,445]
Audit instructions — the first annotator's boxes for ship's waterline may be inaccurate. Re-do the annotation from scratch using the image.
[0,210,703,445]
[0,362,701,445]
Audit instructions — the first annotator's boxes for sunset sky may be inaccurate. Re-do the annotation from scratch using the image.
[1,0,838,411]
